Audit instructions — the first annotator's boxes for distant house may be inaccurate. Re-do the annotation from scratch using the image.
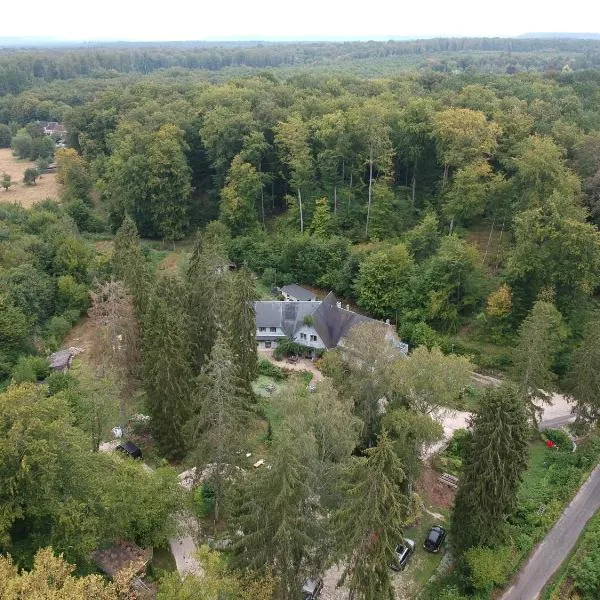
[279,284,317,302]
[38,121,67,137]
[48,349,73,371]
[255,292,408,355]
[92,540,152,580]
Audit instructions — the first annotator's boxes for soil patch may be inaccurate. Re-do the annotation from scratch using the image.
[0,148,61,207]
[416,462,456,510]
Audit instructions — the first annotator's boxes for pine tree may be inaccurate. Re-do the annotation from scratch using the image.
[333,430,408,600]
[451,383,529,556]
[112,215,150,319]
[512,299,566,423]
[141,276,192,459]
[187,333,250,523]
[231,431,323,600]
[311,197,332,236]
[185,234,229,375]
[224,267,258,398]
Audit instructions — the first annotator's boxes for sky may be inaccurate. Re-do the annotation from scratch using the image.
[3,0,600,41]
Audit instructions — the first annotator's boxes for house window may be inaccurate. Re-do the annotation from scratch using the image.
[300,333,307,340]
[270,327,277,332]
[259,327,266,332]
[310,335,317,342]
[265,341,272,349]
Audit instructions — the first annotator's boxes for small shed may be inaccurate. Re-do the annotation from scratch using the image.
[92,540,152,580]
[116,441,143,459]
[48,349,73,371]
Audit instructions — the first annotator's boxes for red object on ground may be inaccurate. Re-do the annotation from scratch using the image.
[546,439,555,448]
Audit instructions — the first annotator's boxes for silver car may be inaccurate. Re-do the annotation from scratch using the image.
[302,577,324,599]
[391,538,415,571]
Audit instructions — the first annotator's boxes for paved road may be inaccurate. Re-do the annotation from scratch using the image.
[502,465,600,600]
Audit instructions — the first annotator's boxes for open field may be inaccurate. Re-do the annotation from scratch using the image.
[0,148,61,207]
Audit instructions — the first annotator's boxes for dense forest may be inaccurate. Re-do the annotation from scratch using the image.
[2,39,600,599]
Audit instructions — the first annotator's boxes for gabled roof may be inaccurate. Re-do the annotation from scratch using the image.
[313,292,376,348]
[255,301,318,335]
[280,284,317,301]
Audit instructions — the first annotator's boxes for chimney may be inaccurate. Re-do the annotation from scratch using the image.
[336,301,342,309]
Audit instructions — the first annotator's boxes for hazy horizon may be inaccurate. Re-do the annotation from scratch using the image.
[3,0,600,45]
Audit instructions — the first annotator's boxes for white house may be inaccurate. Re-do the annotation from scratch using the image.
[255,292,407,355]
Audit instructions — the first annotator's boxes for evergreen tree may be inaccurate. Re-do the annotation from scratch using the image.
[224,267,258,398]
[451,383,529,556]
[185,233,229,375]
[334,430,408,600]
[512,299,566,423]
[568,319,600,427]
[311,197,332,236]
[231,430,323,599]
[142,276,192,459]
[112,215,150,319]
[187,333,250,523]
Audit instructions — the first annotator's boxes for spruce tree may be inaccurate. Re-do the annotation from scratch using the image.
[231,430,323,600]
[333,430,407,600]
[187,333,250,523]
[451,383,529,556]
[186,234,229,375]
[141,275,192,459]
[113,215,150,319]
[512,299,566,423]
[225,267,258,399]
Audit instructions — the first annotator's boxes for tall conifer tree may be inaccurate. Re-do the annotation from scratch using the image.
[225,267,258,398]
[451,383,529,556]
[333,430,407,600]
[142,276,192,459]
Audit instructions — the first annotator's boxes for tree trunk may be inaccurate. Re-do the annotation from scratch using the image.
[348,171,353,216]
[482,217,495,265]
[411,157,417,204]
[334,186,337,215]
[298,188,304,234]
[443,163,449,188]
[366,146,373,237]
[261,187,265,228]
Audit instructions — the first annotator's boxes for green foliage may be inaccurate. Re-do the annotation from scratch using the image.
[22,167,39,185]
[11,355,50,383]
[0,124,11,147]
[193,484,216,519]
[464,545,515,593]
[258,358,287,381]
[542,428,573,450]
[46,371,76,395]
[56,274,89,313]
[452,383,529,556]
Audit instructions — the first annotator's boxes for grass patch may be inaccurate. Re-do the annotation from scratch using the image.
[151,545,177,574]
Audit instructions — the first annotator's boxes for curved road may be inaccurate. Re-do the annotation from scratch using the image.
[502,465,600,600]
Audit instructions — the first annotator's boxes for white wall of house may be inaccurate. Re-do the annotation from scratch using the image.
[293,325,326,349]
[257,340,279,349]
[257,326,285,337]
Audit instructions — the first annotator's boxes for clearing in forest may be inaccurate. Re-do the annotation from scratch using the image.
[0,148,61,207]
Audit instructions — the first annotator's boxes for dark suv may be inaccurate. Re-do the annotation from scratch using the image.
[423,525,446,552]
[302,578,323,599]
[391,538,415,571]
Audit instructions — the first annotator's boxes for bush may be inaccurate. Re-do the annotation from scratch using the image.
[445,428,471,460]
[465,545,515,593]
[46,371,76,395]
[258,358,287,381]
[543,428,573,451]
[11,355,50,383]
[45,314,72,340]
[194,484,215,518]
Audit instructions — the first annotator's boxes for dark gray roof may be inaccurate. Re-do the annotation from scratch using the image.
[49,349,73,369]
[280,284,317,301]
[313,293,376,348]
[254,301,318,336]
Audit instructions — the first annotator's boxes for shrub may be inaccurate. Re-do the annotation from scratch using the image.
[445,428,470,460]
[45,314,72,340]
[543,428,573,451]
[46,371,76,395]
[194,484,215,518]
[11,355,50,383]
[258,358,287,381]
[465,545,515,593]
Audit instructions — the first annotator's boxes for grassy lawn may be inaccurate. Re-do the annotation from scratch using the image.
[518,439,549,502]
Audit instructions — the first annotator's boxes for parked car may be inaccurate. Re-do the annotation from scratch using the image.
[115,441,143,459]
[302,577,323,599]
[423,525,446,552]
[391,538,415,571]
